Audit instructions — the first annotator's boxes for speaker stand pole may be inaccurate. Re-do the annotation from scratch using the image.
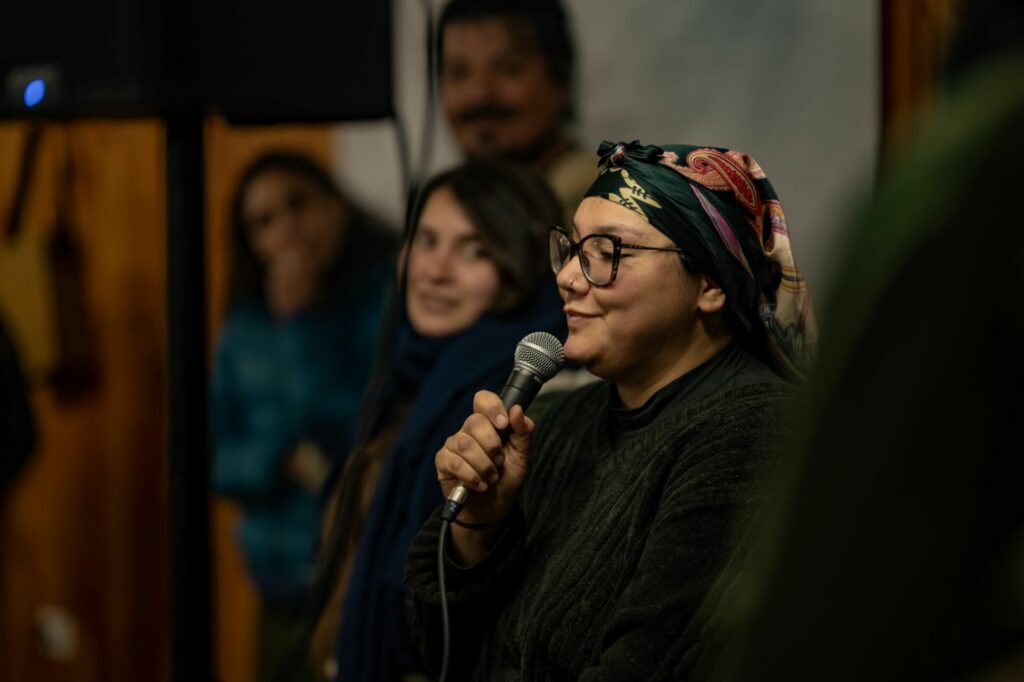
[166,111,213,682]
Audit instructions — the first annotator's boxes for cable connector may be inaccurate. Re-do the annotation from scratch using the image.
[440,485,469,522]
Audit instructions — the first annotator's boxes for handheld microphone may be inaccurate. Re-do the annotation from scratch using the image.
[440,331,565,522]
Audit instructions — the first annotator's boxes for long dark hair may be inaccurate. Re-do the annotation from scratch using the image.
[226,150,396,312]
[402,156,561,316]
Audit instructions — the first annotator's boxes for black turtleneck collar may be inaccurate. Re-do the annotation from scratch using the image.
[608,343,783,449]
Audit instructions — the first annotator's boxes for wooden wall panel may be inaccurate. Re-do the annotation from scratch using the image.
[0,119,332,682]
[881,0,960,152]
[0,121,168,682]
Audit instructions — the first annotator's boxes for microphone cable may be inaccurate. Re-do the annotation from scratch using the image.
[398,0,438,237]
[432,332,565,682]
[437,519,453,682]
[417,0,437,190]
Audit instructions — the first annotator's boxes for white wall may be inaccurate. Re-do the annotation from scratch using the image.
[332,0,878,294]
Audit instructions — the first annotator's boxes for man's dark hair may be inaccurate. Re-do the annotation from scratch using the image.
[437,0,576,87]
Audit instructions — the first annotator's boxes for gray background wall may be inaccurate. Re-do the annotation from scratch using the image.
[331,0,879,295]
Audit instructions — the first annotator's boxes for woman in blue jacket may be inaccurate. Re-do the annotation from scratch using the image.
[211,151,397,682]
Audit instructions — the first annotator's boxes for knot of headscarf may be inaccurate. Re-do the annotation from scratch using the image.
[585,140,817,380]
[597,139,662,167]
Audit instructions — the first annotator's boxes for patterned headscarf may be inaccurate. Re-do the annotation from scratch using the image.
[584,140,816,380]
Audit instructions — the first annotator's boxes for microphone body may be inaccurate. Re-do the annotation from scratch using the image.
[440,332,564,522]
[498,365,547,412]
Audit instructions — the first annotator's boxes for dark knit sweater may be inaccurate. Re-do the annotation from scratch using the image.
[405,378,797,681]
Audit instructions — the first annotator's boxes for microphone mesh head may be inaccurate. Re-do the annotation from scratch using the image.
[514,332,565,382]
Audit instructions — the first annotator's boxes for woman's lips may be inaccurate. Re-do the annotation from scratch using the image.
[564,307,599,323]
[415,292,458,313]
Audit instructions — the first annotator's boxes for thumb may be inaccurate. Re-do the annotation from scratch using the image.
[505,405,534,459]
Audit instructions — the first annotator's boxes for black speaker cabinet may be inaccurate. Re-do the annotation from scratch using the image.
[0,0,167,117]
[205,0,393,123]
[0,0,393,123]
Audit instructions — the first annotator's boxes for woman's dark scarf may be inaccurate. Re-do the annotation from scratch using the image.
[585,140,817,379]
[335,275,567,680]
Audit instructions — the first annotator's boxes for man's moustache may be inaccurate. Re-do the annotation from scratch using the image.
[458,106,518,124]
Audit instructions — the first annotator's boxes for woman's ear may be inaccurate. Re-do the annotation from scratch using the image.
[696,275,727,314]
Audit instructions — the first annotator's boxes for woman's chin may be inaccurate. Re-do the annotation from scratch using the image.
[563,337,598,370]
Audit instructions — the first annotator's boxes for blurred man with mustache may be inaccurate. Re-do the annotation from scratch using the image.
[438,0,593,222]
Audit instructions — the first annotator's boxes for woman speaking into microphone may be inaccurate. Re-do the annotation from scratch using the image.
[406,141,817,680]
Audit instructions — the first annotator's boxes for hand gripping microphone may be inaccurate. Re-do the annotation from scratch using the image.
[440,332,565,522]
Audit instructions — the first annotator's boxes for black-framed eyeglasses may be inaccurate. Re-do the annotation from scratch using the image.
[548,226,686,287]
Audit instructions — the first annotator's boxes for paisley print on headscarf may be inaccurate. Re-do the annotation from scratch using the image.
[662,148,770,245]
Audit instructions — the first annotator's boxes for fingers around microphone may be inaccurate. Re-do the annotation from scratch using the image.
[435,447,485,491]
[463,413,503,456]
[472,390,508,429]
[439,434,497,491]
[508,405,534,433]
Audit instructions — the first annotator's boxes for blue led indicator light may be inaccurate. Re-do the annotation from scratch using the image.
[24,79,46,107]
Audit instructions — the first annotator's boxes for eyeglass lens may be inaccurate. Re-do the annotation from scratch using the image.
[548,230,616,286]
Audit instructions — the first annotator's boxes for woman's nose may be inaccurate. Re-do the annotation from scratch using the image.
[273,211,302,243]
[421,247,454,281]
[256,214,301,256]
[555,251,587,293]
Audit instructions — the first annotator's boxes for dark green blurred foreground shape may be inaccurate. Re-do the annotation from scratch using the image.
[715,46,1024,682]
